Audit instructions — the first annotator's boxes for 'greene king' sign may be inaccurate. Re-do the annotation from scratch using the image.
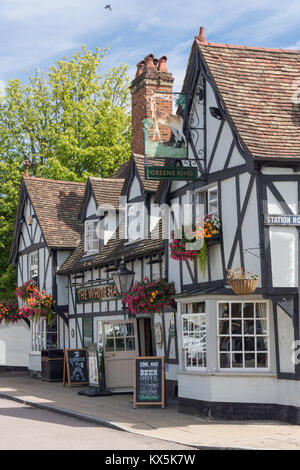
[76,283,119,304]
[264,214,300,226]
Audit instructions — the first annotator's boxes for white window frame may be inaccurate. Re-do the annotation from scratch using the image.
[207,186,218,217]
[31,316,58,352]
[84,220,99,254]
[30,251,38,279]
[217,300,270,371]
[125,202,145,243]
[181,302,207,371]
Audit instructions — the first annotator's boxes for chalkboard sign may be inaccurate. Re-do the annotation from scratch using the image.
[133,356,165,408]
[63,349,88,387]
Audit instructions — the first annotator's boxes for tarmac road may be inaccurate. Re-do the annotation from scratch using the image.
[0,397,195,450]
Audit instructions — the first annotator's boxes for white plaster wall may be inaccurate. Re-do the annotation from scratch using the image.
[0,323,30,367]
[277,306,295,374]
[86,196,97,218]
[270,227,297,287]
[220,177,238,267]
[210,121,233,173]
[128,176,142,200]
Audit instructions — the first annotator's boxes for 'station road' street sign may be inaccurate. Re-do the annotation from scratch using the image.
[145,166,198,181]
[264,214,300,226]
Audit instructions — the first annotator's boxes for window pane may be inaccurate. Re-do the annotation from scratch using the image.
[244,303,254,318]
[231,303,242,318]
[256,303,267,319]
[219,320,229,335]
[104,324,114,338]
[105,338,114,352]
[192,302,205,313]
[219,303,229,319]
[219,337,230,351]
[257,353,268,368]
[116,338,125,351]
[256,320,267,335]
[245,353,255,368]
[208,189,217,202]
[220,353,230,368]
[256,337,268,351]
[244,337,254,351]
[244,320,254,335]
[126,323,134,337]
[232,353,243,368]
[232,337,243,351]
[231,320,242,334]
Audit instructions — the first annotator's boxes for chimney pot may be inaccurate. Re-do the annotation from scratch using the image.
[198,26,206,43]
[144,54,155,70]
[158,56,168,73]
[23,159,31,177]
[135,60,145,78]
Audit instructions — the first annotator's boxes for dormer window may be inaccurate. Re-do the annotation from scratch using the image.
[84,220,99,254]
[126,202,145,243]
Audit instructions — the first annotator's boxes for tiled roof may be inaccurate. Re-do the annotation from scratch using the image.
[195,39,300,160]
[24,177,86,248]
[133,154,165,192]
[89,177,125,209]
[58,222,164,274]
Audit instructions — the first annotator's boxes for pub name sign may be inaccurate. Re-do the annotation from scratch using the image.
[76,283,119,304]
[264,214,300,226]
[145,166,198,181]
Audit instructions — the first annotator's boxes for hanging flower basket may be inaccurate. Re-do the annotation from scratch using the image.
[122,278,175,315]
[15,282,55,323]
[226,268,258,295]
[0,301,22,325]
[15,280,38,301]
[169,215,221,278]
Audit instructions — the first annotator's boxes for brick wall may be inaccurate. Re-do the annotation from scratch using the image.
[130,55,174,155]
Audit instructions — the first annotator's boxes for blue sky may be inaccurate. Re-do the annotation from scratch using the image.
[0,0,299,93]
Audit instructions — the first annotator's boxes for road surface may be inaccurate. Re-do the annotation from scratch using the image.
[0,398,195,450]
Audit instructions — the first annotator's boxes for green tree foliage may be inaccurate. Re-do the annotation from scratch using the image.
[0,46,131,300]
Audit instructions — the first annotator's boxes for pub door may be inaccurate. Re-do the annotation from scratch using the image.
[102,319,138,390]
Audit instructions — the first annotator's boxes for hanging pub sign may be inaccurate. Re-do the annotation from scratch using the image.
[76,283,120,304]
[264,214,300,226]
[63,349,88,387]
[145,166,198,181]
[133,356,165,408]
[143,91,187,160]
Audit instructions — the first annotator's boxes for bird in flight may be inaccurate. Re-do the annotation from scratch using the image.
[105,4,112,10]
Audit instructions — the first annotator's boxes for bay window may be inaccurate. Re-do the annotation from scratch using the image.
[218,301,269,370]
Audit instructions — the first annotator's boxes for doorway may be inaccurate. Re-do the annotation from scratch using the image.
[137,317,153,356]
[100,319,138,390]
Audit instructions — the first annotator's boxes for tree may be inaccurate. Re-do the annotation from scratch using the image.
[0,46,132,300]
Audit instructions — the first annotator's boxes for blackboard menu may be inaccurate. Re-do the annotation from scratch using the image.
[63,349,88,387]
[134,356,165,408]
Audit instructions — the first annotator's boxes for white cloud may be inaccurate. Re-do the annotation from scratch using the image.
[0,0,299,92]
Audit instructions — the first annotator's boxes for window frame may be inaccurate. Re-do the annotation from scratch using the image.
[125,202,146,243]
[30,250,38,279]
[181,302,207,371]
[31,315,58,352]
[207,185,218,217]
[84,219,99,254]
[217,300,270,371]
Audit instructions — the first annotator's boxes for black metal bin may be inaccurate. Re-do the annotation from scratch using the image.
[41,349,64,382]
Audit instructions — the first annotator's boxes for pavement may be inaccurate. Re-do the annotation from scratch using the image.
[0,373,300,450]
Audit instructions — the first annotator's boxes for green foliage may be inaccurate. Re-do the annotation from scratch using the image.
[197,240,208,280]
[0,46,132,300]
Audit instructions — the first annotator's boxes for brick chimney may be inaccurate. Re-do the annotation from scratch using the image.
[130,54,174,155]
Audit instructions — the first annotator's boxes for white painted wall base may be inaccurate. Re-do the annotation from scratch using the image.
[0,323,30,367]
[178,372,300,408]
[28,352,41,371]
